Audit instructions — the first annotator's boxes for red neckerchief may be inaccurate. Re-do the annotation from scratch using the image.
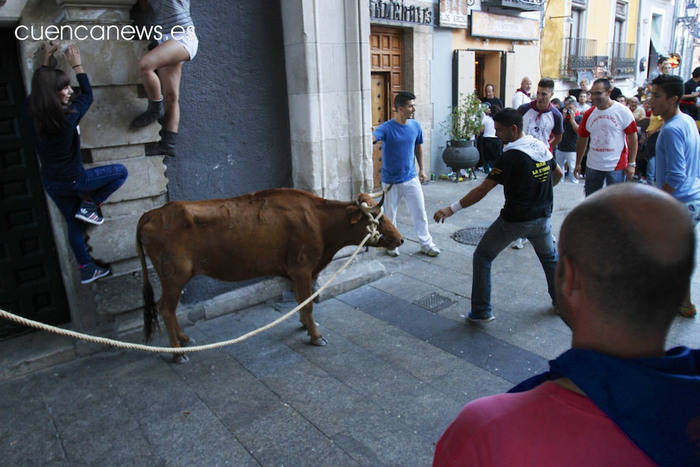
[529,101,554,120]
[516,88,530,97]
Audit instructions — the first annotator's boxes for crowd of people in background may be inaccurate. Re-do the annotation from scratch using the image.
[477,57,700,190]
[472,57,700,314]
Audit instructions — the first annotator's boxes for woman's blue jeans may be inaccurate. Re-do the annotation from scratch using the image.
[43,164,128,265]
[471,215,558,316]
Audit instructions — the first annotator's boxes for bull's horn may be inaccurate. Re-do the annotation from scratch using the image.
[374,191,386,211]
[368,190,384,199]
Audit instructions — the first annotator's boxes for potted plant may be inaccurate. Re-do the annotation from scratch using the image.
[440,93,484,175]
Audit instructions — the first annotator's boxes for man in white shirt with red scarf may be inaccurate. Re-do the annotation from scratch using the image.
[512,76,532,108]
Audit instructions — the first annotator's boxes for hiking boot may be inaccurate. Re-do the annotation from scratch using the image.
[146,129,177,157]
[420,245,440,257]
[75,202,103,225]
[80,263,110,284]
[467,312,495,323]
[130,99,164,129]
[386,248,400,257]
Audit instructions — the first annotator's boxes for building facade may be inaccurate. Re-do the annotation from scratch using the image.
[541,0,640,97]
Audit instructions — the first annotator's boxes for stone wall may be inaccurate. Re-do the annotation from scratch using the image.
[166,0,293,303]
[281,0,375,201]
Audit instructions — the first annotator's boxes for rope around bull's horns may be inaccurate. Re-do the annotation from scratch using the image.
[0,232,376,354]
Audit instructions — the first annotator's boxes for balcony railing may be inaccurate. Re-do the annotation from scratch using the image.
[481,0,544,12]
[561,37,607,78]
[609,42,636,77]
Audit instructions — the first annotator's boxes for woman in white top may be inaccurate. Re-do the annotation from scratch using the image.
[479,103,503,173]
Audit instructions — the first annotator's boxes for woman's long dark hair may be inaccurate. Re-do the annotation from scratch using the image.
[30,67,71,138]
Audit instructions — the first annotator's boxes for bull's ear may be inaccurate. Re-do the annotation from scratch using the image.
[346,205,363,224]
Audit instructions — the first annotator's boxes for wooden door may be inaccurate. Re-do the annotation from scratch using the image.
[371,73,389,188]
[0,30,69,338]
[370,26,403,189]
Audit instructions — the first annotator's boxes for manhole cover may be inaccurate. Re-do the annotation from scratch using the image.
[414,292,454,313]
[452,226,489,246]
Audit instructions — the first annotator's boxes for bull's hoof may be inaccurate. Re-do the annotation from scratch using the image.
[180,337,196,346]
[172,354,190,364]
[310,336,327,346]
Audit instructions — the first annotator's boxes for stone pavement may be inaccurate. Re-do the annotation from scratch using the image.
[1,178,698,465]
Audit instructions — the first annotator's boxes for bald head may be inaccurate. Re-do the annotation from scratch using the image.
[520,77,532,91]
[559,184,695,332]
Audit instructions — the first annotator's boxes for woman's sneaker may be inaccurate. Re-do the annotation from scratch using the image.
[80,263,110,284]
[75,202,104,225]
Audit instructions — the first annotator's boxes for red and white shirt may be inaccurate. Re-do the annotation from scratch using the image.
[578,101,638,172]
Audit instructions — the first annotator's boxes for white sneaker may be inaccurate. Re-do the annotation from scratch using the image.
[386,248,400,257]
[420,245,440,257]
[511,238,526,249]
[566,175,579,184]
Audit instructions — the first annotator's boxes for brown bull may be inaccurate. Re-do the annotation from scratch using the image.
[136,188,403,361]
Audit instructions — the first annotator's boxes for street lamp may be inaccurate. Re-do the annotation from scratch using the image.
[679,0,700,38]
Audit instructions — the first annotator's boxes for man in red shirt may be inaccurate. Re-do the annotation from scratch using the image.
[434,184,700,467]
[574,78,638,196]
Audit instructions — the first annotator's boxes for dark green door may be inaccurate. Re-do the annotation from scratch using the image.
[0,29,69,339]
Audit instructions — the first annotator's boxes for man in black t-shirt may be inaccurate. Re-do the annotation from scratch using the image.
[434,109,564,322]
[680,67,700,120]
[557,97,583,183]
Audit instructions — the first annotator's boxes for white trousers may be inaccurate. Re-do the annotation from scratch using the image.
[556,149,576,174]
[382,176,435,249]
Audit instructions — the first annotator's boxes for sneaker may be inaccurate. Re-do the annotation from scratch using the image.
[80,263,110,284]
[386,248,400,257]
[75,202,104,225]
[566,175,579,184]
[511,238,526,249]
[467,312,495,323]
[679,304,697,318]
[420,245,440,257]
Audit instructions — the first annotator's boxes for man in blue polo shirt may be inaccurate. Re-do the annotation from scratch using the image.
[373,91,439,257]
[650,74,700,319]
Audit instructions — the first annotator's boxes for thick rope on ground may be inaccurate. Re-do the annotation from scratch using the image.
[0,232,374,354]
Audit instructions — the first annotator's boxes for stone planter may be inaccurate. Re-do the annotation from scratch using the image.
[442,139,480,172]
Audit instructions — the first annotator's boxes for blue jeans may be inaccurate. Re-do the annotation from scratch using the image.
[646,156,656,185]
[472,216,558,316]
[584,167,625,197]
[43,164,128,265]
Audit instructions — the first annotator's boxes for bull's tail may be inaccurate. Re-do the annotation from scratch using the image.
[136,215,159,342]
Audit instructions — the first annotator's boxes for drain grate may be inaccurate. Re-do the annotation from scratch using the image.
[452,226,489,246]
[414,292,454,313]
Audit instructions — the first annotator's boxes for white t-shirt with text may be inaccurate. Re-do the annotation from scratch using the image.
[578,101,638,172]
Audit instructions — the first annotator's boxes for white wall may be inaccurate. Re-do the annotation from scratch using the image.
[635,0,676,84]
